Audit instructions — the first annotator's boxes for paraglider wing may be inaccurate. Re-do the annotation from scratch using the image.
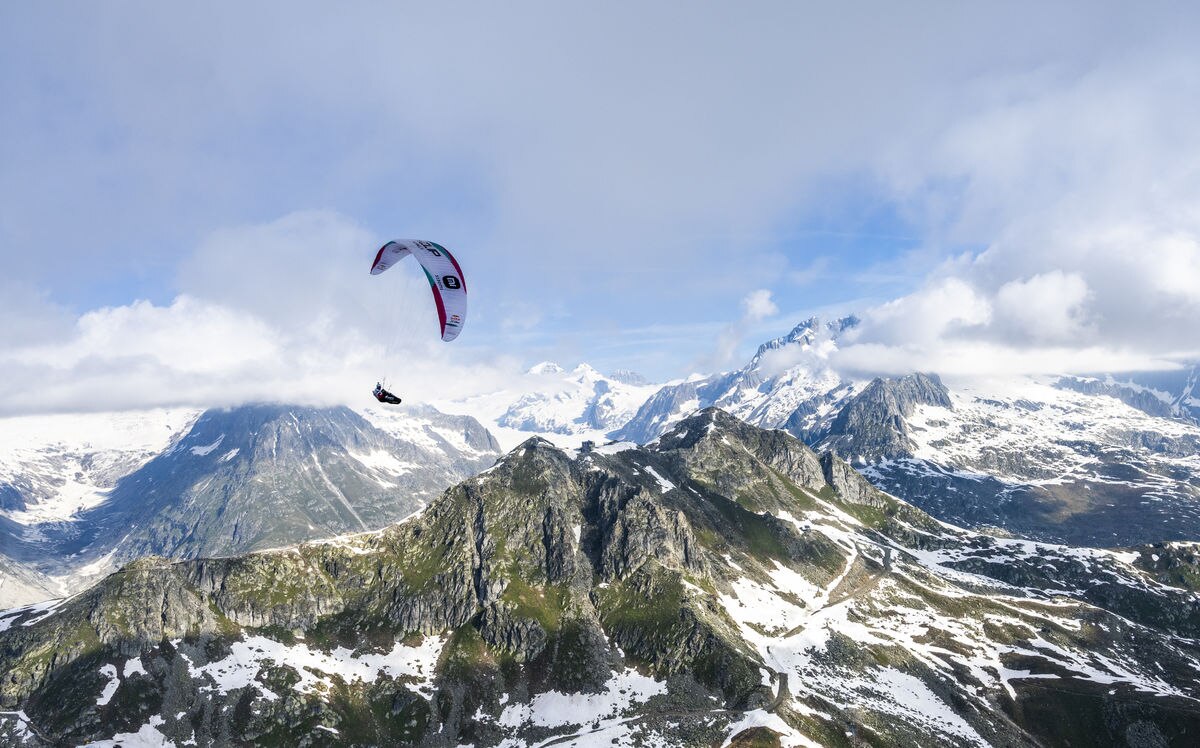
[369,240,468,341]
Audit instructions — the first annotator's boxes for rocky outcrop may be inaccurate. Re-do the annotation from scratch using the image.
[3,408,1199,747]
[819,452,888,509]
[816,372,951,461]
[478,602,548,662]
[1056,377,1180,420]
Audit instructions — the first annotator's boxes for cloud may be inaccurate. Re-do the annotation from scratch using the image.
[0,246,530,416]
[702,289,781,369]
[992,271,1091,343]
[741,289,779,321]
[827,42,1200,377]
[0,298,532,417]
[0,281,74,347]
[3,4,1200,399]
[831,340,1180,380]
[7,5,1195,331]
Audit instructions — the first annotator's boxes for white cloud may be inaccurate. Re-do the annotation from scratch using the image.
[828,43,1200,377]
[0,213,531,415]
[741,289,779,321]
[853,278,991,347]
[14,297,280,373]
[0,292,527,416]
[993,271,1090,343]
[704,289,782,369]
[831,340,1179,379]
[2,5,1200,398]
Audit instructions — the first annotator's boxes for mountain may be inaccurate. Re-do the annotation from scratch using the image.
[615,316,858,444]
[0,404,500,605]
[850,374,1200,546]
[1056,366,1200,422]
[616,318,1200,547]
[439,362,661,449]
[0,409,199,519]
[0,557,58,609]
[498,363,658,434]
[3,409,1198,746]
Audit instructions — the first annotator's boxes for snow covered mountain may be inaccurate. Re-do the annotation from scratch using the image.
[856,375,1200,546]
[497,362,659,433]
[1057,366,1200,423]
[437,362,661,450]
[616,316,859,443]
[0,409,199,521]
[614,317,1200,547]
[3,410,1198,746]
[0,404,500,606]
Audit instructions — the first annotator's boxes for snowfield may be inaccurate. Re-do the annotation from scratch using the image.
[177,634,447,702]
[0,408,199,525]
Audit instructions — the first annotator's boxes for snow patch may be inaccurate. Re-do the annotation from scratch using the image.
[493,667,666,730]
[181,634,447,703]
[722,709,820,748]
[96,664,120,706]
[643,465,676,493]
[592,441,639,456]
[190,435,224,456]
[80,715,174,748]
[125,656,148,678]
[869,668,989,747]
[349,449,418,478]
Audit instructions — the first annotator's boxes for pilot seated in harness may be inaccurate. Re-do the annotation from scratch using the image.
[372,382,402,405]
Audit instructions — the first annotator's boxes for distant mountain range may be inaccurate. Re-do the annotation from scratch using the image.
[3,410,1197,746]
[0,404,500,606]
[3,314,1198,610]
[434,362,661,450]
[439,317,1200,548]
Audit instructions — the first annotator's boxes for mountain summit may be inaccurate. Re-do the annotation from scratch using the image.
[3,409,1197,746]
[0,403,501,605]
[616,317,1200,548]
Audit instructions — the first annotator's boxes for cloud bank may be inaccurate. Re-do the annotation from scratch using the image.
[2,4,1199,410]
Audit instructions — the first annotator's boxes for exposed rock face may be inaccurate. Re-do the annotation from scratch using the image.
[609,317,1200,549]
[0,403,501,605]
[1056,376,1181,419]
[819,452,887,509]
[2,409,1199,747]
[816,372,952,462]
[1056,368,1200,423]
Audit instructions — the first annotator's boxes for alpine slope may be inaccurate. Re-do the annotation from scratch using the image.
[2,410,1197,746]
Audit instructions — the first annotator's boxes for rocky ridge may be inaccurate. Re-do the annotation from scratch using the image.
[613,317,1200,547]
[0,403,501,605]
[2,409,1198,746]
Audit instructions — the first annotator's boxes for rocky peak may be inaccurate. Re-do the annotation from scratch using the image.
[651,408,828,497]
[5,409,1200,747]
[818,372,951,461]
[750,314,859,362]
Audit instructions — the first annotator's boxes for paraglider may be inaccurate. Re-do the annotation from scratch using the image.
[369,240,467,403]
[369,240,467,341]
[372,382,402,405]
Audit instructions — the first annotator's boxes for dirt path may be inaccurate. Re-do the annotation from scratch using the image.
[822,570,883,610]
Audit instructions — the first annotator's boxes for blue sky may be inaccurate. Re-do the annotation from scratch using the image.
[2,2,1199,412]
